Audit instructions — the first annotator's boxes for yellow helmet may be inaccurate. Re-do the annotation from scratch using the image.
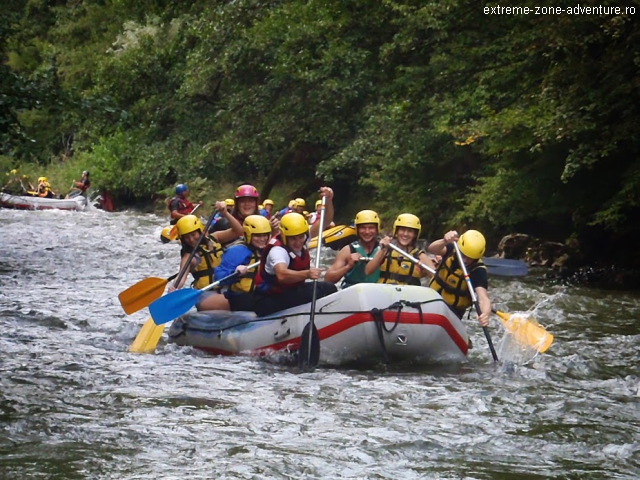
[280,213,309,245]
[288,200,296,208]
[258,204,264,210]
[38,176,47,183]
[354,210,380,229]
[393,213,421,238]
[295,198,306,208]
[458,230,486,259]
[176,215,204,237]
[243,215,272,244]
[224,199,235,207]
[263,199,274,206]
[10,169,18,175]
[22,174,28,179]
[315,200,322,208]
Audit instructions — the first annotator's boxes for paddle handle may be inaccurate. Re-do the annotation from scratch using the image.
[198,261,261,293]
[173,209,218,288]
[387,243,436,275]
[454,242,498,362]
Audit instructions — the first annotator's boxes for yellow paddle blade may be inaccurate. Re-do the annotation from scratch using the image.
[129,318,166,354]
[495,310,554,353]
[118,277,168,315]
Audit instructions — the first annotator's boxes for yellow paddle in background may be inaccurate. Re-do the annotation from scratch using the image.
[118,273,178,315]
[387,243,554,354]
[128,208,216,354]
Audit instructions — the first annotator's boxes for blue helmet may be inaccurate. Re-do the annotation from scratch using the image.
[175,184,188,195]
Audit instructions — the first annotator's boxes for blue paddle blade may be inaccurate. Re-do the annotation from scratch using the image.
[483,258,529,277]
[149,288,201,325]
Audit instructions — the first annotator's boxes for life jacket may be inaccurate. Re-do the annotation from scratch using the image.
[255,236,310,294]
[168,195,195,224]
[378,245,424,286]
[229,244,262,294]
[38,182,54,198]
[80,178,91,192]
[342,240,381,288]
[190,236,224,289]
[429,255,486,317]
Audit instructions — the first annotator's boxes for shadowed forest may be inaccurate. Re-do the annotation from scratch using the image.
[2,1,639,271]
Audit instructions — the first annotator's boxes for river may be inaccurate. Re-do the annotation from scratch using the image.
[0,206,638,479]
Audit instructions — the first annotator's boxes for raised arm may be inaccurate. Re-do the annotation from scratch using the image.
[308,186,334,238]
[427,230,459,256]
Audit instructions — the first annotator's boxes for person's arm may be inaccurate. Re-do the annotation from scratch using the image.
[308,186,334,238]
[273,262,320,284]
[216,247,250,286]
[211,201,244,243]
[427,230,459,256]
[324,245,358,283]
[364,237,391,275]
[168,253,195,291]
[475,286,491,327]
[417,251,436,278]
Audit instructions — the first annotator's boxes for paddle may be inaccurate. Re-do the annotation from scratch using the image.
[149,262,261,325]
[118,273,179,315]
[492,309,554,353]
[167,204,200,241]
[299,196,327,371]
[129,209,218,353]
[482,257,528,276]
[452,243,499,362]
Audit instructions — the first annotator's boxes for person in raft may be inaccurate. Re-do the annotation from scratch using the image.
[168,184,201,225]
[363,213,436,285]
[427,230,491,327]
[169,202,244,291]
[66,170,91,198]
[252,187,336,317]
[324,209,383,288]
[198,214,272,312]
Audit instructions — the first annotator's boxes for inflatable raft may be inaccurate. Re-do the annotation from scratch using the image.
[0,192,87,211]
[168,283,469,366]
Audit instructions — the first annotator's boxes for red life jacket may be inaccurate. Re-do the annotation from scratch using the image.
[167,195,195,215]
[255,236,310,294]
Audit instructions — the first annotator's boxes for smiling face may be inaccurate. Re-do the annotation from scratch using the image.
[251,232,270,250]
[395,227,417,247]
[182,230,201,248]
[285,233,306,253]
[357,224,378,244]
[236,197,257,219]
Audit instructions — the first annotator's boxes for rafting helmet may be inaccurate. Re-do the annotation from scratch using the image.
[243,215,272,244]
[160,226,173,244]
[280,213,309,245]
[38,177,47,183]
[263,199,274,206]
[458,230,486,259]
[315,200,322,208]
[83,170,89,176]
[295,198,306,208]
[224,198,235,207]
[393,213,421,238]
[10,169,18,175]
[235,184,259,199]
[175,184,188,195]
[176,215,203,237]
[354,210,380,230]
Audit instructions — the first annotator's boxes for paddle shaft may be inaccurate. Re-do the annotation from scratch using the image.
[387,243,436,275]
[453,242,499,362]
[199,261,260,294]
[173,208,216,288]
[304,196,327,369]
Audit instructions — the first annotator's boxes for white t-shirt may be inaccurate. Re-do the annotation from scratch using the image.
[264,245,306,275]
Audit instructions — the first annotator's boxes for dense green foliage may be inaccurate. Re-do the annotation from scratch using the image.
[2,1,639,263]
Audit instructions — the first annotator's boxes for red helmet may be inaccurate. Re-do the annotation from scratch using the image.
[235,184,259,199]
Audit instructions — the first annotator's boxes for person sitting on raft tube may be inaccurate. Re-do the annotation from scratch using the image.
[66,170,91,198]
[169,202,244,291]
[364,213,436,286]
[427,230,491,327]
[324,210,383,288]
[232,184,280,236]
[33,177,55,198]
[199,215,272,312]
[253,187,336,317]
[168,184,201,225]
